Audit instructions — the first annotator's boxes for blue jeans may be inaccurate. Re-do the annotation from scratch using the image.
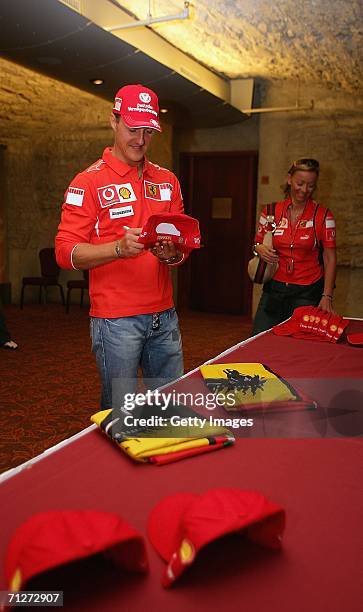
[90,308,183,409]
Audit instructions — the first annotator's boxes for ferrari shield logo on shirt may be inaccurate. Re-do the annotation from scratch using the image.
[66,187,85,207]
[144,181,172,201]
[301,220,314,228]
[109,205,134,219]
[148,184,158,197]
[278,217,288,228]
[97,183,136,208]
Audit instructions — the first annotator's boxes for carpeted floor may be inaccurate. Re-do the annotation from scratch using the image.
[0,304,252,473]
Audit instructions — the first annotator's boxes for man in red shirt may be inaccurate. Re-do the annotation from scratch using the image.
[56,84,185,409]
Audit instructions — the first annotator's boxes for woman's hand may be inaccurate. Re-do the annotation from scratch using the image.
[255,244,279,264]
[318,295,336,313]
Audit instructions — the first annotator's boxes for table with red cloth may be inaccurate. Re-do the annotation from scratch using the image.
[0,321,362,612]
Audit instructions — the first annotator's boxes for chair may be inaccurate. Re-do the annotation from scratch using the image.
[20,248,65,308]
[66,269,89,313]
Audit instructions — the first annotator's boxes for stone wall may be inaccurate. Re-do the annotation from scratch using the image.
[0,58,172,302]
[257,79,363,267]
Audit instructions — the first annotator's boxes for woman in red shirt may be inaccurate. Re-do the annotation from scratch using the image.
[252,158,337,335]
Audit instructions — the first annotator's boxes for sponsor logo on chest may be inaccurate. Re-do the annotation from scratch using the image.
[299,219,313,228]
[97,183,137,208]
[144,181,172,201]
[278,217,288,228]
[109,205,134,219]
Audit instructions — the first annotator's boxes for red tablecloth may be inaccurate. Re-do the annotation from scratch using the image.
[1,322,362,611]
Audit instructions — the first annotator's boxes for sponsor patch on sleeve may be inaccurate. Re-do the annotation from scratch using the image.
[326,219,336,228]
[66,187,85,207]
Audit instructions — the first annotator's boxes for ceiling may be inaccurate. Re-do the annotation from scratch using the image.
[0,0,361,130]
[119,0,362,92]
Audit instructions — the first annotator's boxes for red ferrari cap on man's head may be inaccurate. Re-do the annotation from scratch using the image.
[113,84,161,131]
[5,511,148,592]
[147,488,285,587]
[138,213,201,252]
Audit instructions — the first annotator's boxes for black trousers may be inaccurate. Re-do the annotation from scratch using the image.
[252,277,324,335]
[0,305,11,344]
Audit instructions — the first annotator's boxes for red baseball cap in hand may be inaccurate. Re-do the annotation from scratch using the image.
[147,488,285,587]
[113,84,161,131]
[138,213,201,252]
[5,510,148,592]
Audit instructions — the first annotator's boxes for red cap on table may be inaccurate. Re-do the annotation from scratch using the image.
[273,305,311,336]
[147,488,285,587]
[347,332,363,346]
[330,318,349,343]
[5,510,148,591]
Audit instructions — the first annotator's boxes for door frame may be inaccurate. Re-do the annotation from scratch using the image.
[177,150,258,314]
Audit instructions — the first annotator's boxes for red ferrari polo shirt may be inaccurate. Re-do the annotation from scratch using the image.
[255,198,336,284]
[56,148,184,317]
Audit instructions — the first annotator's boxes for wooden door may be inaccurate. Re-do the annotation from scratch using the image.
[179,152,257,315]
[0,145,7,287]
